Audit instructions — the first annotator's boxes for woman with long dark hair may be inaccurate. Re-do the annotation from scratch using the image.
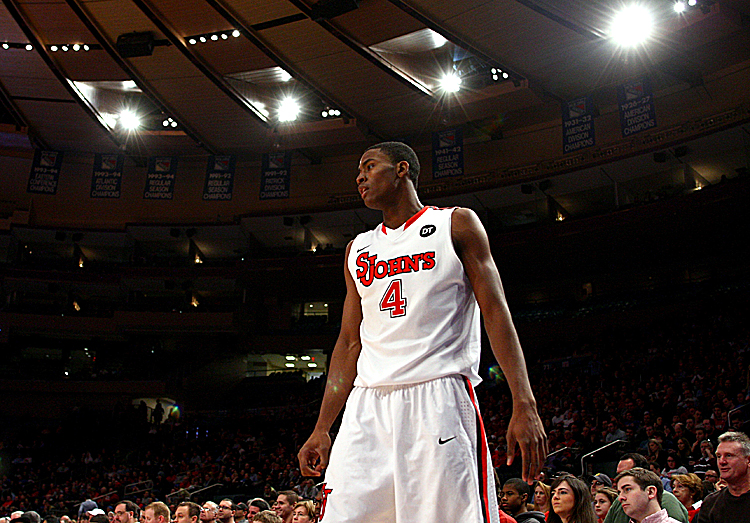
[546,475,597,523]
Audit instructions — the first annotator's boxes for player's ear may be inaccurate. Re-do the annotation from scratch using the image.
[395,160,410,179]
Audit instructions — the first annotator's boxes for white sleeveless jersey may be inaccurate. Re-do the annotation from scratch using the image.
[348,206,482,388]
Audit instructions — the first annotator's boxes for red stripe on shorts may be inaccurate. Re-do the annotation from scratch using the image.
[464,376,491,523]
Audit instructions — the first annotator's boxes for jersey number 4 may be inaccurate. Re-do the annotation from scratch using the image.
[379,279,407,317]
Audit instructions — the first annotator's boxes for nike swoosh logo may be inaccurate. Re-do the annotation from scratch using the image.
[438,436,456,445]
[356,245,371,253]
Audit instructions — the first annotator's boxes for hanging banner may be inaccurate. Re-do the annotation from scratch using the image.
[618,77,657,137]
[202,155,235,201]
[144,156,178,199]
[27,149,63,195]
[90,153,124,199]
[260,151,291,200]
[432,128,464,179]
[562,96,595,153]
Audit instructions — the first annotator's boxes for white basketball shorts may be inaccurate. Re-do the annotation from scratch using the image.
[318,375,498,523]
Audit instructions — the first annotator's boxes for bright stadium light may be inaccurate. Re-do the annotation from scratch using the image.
[674,1,687,13]
[610,4,654,47]
[278,97,300,122]
[439,72,462,93]
[119,109,142,130]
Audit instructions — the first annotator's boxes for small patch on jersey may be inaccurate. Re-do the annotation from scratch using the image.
[356,244,371,253]
[438,436,456,445]
[420,224,436,237]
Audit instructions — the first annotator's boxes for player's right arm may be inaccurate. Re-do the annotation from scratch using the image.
[298,240,363,476]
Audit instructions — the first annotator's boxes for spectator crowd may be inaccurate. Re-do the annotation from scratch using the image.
[1,294,749,523]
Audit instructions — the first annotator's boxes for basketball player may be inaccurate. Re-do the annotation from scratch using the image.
[298,142,547,522]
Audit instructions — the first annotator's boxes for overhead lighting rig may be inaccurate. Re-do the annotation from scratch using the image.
[186,29,242,46]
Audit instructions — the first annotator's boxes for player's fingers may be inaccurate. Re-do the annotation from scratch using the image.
[506,432,518,466]
[317,446,331,470]
[298,448,319,476]
[527,432,548,482]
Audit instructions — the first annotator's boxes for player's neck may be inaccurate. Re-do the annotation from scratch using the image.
[381,194,423,230]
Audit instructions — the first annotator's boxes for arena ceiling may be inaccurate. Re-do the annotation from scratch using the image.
[1,0,750,259]
[0,0,748,157]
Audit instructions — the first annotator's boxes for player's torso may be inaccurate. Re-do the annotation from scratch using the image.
[348,206,481,387]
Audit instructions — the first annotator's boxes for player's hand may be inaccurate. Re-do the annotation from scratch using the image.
[298,429,332,476]
[505,401,548,483]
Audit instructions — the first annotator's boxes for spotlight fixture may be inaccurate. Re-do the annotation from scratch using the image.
[610,5,653,47]
[119,109,142,130]
[439,72,462,93]
[25,44,33,51]
[321,107,342,118]
[674,0,687,12]
[278,97,300,122]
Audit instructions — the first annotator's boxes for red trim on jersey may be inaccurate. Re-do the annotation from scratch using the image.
[380,206,431,234]
[464,376,491,523]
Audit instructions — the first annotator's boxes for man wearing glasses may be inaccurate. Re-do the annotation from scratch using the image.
[217,500,235,523]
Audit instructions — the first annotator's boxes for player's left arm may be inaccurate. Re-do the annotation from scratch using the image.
[452,207,548,482]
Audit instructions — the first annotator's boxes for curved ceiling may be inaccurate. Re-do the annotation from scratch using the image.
[2,0,749,161]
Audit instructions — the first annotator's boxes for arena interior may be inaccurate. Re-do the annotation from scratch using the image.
[1,0,750,521]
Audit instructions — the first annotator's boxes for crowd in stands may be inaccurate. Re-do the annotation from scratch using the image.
[1,292,749,523]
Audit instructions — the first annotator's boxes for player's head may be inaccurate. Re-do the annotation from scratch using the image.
[364,142,420,188]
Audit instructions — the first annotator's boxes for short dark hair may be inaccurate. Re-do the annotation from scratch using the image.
[117,501,140,519]
[615,467,664,507]
[503,478,531,501]
[277,491,299,505]
[365,142,420,188]
[248,499,270,511]
[178,502,201,520]
[619,452,649,469]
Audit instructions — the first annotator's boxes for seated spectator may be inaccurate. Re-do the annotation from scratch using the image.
[290,501,315,523]
[546,474,597,523]
[692,441,717,478]
[648,440,667,470]
[534,481,552,515]
[247,500,270,521]
[593,487,618,523]
[603,452,689,523]
[675,438,692,465]
[696,431,750,522]
[499,478,545,523]
[234,503,248,523]
[590,473,613,498]
[200,502,218,523]
[662,454,689,488]
[671,473,703,521]
[271,492,298,523]
[615,467,681,523]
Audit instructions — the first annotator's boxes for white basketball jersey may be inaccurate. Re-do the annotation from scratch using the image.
[348,206,482,388]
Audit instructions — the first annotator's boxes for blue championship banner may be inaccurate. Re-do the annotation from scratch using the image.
[260,152,291,200]
[618,77,657,137]
[28,149,63,195]
[91,154,124,199]
[144,156,178,199]
[203,155,235,201]
[562,96,595,153]
[432,128,464,179]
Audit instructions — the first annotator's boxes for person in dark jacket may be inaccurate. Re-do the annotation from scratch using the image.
[500,478,546,523]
